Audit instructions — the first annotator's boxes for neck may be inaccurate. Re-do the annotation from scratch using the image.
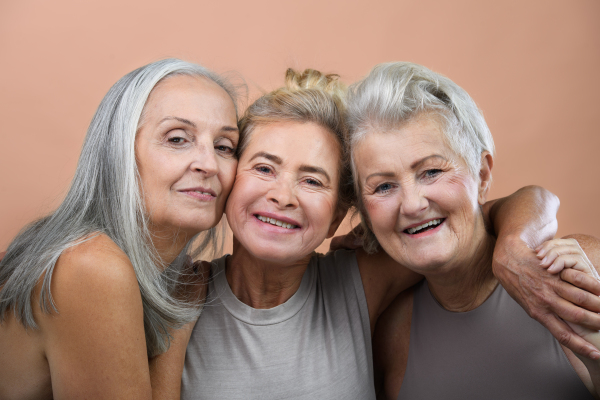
[426,229,497,312]
[148,223,192,270]
[226,237,313,309]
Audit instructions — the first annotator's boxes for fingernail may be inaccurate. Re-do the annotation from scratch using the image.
[591,351,600,360]
[540,256,548,266]
[537,249,546,258]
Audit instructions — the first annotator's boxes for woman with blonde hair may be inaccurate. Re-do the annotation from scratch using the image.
[0,58,240,398]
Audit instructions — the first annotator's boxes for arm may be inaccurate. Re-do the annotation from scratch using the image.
[149,322,195,399]
[149,260,208,398]
[488,186,600,359]
[356,248,422,334]
[40,235,152,399]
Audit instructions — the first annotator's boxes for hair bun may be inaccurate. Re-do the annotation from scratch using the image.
[284,68,347,108]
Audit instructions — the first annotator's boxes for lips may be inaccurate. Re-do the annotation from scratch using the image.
[179,187,217,200]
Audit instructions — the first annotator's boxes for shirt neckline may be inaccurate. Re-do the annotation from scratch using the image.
[210,254,317,326]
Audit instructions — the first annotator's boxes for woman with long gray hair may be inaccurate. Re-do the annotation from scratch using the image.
[0,58,240,399]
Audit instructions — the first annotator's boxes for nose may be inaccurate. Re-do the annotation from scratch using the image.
[268,177,298,209]
[400,183,428,217]
[190,144,219,178]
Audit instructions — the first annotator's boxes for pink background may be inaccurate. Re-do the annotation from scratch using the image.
[1,0,598,253]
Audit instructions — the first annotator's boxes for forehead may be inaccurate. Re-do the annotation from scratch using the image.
[142,74,236,123]
[243,121,341,171]
[245,121,340,153]
[354,116,457,174]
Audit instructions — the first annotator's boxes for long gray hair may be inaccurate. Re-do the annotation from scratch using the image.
[0,58,238,357]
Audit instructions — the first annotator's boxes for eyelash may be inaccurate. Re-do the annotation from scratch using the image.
[215,144,236,156]
[255,165,273,175]
[167,136,186,144]
[374,183,394,194]
[304,177,323,187]
[423,169,442,179]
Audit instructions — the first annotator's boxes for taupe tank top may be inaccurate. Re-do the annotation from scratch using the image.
[398,281,594,399]
[181,250,375,400]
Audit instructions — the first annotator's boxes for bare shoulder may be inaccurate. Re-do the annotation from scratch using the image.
[58,233,132,274]
[563,234,600,267]
[38,232,143,332]
[50,234,138,299]
[37,234,152,398]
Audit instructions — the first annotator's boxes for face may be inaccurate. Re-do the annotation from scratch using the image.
[135,74,238,237]
[353,114,492,275]
[225,121,345,265]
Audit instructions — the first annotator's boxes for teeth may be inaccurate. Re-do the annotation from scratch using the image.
[407,219,442,234]
[257,215,297,229]
[194,191,212,196]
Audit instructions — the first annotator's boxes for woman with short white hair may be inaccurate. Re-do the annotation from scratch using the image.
[348,61,600,399]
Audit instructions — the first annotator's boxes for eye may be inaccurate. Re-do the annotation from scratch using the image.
[215,144,235,155]
[255,165,273,175]
[304,177,323,187]
[167,136,186,144]
[423,169,442,179]
[214,138,236,157]
[374,183,394,194]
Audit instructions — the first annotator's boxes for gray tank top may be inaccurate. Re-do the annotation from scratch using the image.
[181,250,375,400]
[398,281,594,400]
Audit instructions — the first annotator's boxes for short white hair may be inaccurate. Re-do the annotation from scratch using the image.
[347,62,494,176]
[346,62,495,252]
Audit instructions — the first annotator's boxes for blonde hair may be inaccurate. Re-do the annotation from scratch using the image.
[238,68,354,210]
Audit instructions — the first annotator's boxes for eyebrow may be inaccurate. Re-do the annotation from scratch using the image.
[299,165,331,183]
[160,116,196,128]
[249,151,283,164]
[410,154,447,169]
[248,151,331,183]
[159,116,238,133]
[365,154,447,181]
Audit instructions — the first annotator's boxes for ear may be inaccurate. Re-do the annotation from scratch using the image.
[326,207,348,238]
[478,152,493,205]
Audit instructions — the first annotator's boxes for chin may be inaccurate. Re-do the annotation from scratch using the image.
[399,249,454,274]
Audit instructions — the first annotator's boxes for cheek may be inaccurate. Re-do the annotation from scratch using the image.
[363,196,398,234]
[224,175,255,217]
[219,159,239,196]
[442,174,480,212]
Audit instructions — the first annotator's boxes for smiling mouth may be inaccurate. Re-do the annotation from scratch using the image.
[255,215,298,229]
[404,219,445,235]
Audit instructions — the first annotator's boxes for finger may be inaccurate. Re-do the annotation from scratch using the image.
[537,238,580,259]
[539,243,584,267]
[561,268,600,296]
[538,313,600,360]
[549,288,600,330]
[554,279,600,314]
[547,254,591,274]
